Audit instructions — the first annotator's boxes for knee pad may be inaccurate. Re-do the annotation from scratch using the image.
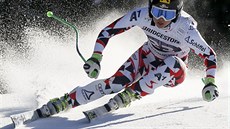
[163,56,187,87]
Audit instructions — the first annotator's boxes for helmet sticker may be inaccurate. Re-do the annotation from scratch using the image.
[159,4,169,9]
[160,0,171,4]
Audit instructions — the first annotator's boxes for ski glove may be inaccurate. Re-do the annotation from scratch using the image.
[202,77,219,102]
[83,53,103,79]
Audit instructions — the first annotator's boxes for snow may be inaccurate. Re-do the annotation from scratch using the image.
[0,12,229,129]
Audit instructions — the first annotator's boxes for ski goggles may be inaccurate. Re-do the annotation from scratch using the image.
[151,6,177,21]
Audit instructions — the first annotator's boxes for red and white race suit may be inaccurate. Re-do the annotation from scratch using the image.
[68,7,217,107]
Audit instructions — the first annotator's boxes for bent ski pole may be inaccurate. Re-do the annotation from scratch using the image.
[46,11,86,63]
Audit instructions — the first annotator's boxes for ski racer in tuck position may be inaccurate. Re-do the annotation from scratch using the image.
[37,0,219,119]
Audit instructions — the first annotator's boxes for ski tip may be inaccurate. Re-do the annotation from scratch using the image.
[10,110,40,128]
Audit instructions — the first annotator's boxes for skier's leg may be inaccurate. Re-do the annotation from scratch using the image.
[37,45,146,117]
[66,44,154,107]
[130,56,187,96]
[105,56,187,112]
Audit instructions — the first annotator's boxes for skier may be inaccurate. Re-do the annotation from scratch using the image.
[37,0,219,119]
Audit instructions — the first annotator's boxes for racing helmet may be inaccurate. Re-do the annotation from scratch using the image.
[148,0,183,22]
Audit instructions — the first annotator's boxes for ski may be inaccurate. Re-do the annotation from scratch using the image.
[10,110,40,128]
[83,105,110,122]
[83,99,119,122]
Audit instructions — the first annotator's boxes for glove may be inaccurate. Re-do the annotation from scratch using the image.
[83,53,103,79]
[202,77,219,102]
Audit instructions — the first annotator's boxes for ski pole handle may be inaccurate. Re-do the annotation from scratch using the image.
[46,11,86,63]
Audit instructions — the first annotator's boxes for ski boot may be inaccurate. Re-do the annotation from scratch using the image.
[36,93,71,118]
[106,87,141,112]
[83,87,141,122]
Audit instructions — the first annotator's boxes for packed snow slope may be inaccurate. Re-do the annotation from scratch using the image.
[0,12,229,129]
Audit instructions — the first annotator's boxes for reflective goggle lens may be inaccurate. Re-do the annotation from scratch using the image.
[151,6,176,21]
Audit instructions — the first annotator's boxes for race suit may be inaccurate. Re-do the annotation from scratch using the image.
[67,7,217,107]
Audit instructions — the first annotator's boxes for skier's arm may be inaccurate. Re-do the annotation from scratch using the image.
[84,8,143,78]
[184,21,218,102]
[93,8,143,54]
[184,23,217,79]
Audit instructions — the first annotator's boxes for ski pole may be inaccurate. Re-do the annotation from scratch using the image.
[46,11,86,63]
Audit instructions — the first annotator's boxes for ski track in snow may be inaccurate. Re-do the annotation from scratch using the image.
[0,13,230,129]
[1,95,229,129]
